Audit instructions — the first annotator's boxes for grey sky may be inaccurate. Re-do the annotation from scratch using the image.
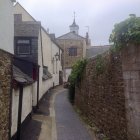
[17,0,140,46]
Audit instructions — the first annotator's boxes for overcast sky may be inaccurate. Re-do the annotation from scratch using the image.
[17,0,140,46]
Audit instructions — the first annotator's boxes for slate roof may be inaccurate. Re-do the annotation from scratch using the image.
[15,21,40,37]
[87,45,111,58]
[42,71,52,80]
[13,65,33,84]
[57,32,85,40]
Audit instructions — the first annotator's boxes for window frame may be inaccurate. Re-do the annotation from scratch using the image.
[68,47,77,56]
[16,38,31,55]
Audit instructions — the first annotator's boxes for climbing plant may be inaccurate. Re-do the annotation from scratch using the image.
[68,59,87,103]
[95,54,105,75]
[69,59,87,86]
[109,14,140,51]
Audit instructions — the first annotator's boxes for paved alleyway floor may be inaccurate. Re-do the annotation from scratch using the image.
[55,90,93,140]
[19,86,93,140]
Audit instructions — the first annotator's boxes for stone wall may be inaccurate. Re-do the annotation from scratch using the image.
[75,51,127,140]
[56,39,84,68]
[0,50,12,140]
[122,45,140,140]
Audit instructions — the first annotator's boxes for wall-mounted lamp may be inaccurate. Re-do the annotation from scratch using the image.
[55,52,60,61]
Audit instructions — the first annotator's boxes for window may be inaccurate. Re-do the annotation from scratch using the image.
[68,47,77,56]
[18,45,30,54]
[16,39,31,55]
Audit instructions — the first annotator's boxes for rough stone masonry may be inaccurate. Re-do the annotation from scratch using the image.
[75,44,140,140]
[0,49,12,140]
[75,51,127,140]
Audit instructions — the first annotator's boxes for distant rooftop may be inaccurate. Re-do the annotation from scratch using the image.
[87,45,111,58]
[13,65,33,84]
[57,32,85,40]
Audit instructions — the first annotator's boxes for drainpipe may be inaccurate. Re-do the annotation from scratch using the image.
[36,66,40,109]
[16,83,24,140]
[40,24,44,66]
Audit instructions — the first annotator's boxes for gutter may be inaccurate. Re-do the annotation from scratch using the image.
[35,24,43,109]
[40,24,44,66]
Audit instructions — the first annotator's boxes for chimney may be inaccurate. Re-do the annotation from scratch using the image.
[85,32,91,48]
[49,34,56,41]
[14,14,22,23]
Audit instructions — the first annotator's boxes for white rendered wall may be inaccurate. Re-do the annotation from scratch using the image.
[41,28,52,73]
[42,79,52,96]
[11,85,33,136]
[13,3,34,21]
[0,0,14,53]
[65,68,72,82]
[52,42,62,86]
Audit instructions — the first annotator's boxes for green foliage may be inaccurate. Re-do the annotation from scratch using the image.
[69,59,87,86]
[109,15,140,51]
[68,59,87,104]
[95,55,105,75]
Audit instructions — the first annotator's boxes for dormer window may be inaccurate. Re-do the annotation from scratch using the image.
[16,38,31,55]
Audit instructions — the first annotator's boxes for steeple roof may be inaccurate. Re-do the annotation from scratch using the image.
[57,32,85,40]
[70,19,79,28]
[69,12,79,28]
[69,12,79,34]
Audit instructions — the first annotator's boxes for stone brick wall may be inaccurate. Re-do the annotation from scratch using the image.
[56,39,84,68]
[122,45,140,140]
[75,52,127,140]
[0,49,12,140]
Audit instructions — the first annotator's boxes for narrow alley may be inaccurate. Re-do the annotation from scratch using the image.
[1,1,140,140]
[55,90,93,140]
[18,86,93,140]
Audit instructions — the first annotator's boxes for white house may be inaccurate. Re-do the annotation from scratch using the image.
[13,2,63,89]
[11,2,63,138]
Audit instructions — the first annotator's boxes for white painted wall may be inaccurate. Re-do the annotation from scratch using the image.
[12,6,63,137]
[52,42,62,86]
[42,79,52,96]
[38,29,54,100]
[14,2,34,21]
[11,85,33,136]
[65,68,72,82]
[0,0,14,53]
[41,28,52,73]
[11,89,18,137]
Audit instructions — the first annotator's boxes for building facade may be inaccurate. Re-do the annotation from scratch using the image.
[11,3,63,138]
[0,0,15,139]
[56,18,90,82]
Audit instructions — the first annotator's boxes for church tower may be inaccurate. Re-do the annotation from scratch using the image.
[69,12,79,34]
